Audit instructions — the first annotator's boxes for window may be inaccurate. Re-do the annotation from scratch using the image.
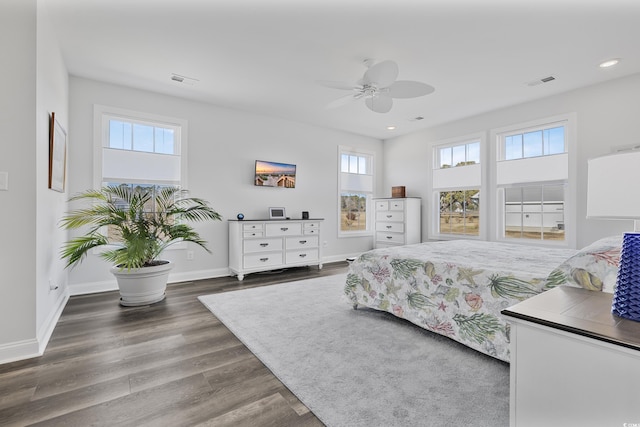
[504,185,565,241]
[431,135,484,239]
[94,106,188,242]
[437,141,480,169]
[503,126,565,160]
[494,115,574,245]
[338,148,374,236]
[439,189,480,236]
[95,106,186,189]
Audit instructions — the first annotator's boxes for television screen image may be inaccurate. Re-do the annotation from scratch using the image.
[255,160,296,188]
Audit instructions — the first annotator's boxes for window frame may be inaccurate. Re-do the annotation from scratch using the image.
[93,105,189,250]
[94,105,188,189]
[338,146,375,238]
[429,132,486,241]
[490,113,576,248]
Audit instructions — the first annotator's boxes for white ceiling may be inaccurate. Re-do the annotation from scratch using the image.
[44,0,640,140]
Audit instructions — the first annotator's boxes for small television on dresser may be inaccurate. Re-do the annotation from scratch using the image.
[254,160,296,188]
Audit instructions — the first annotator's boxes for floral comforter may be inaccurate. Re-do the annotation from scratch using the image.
[344,240,578,362]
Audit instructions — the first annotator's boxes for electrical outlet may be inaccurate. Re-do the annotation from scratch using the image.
[187,251,194,260]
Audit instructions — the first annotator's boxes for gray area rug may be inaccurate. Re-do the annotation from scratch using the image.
[199,274,509,426]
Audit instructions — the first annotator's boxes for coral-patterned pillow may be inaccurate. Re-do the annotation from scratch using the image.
[546,235,622,293]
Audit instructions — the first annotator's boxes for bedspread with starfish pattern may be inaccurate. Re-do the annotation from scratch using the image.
[344,240,578,362]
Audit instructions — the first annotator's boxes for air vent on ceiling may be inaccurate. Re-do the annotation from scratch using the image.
[170,73,199,86]
[526,76,556,87]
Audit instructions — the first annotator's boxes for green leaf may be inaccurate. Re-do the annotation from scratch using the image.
[406,291,436,309]
[59,185,221,269]
[453,313,502,344]
[488,274,541,301]
[390,258,425,280]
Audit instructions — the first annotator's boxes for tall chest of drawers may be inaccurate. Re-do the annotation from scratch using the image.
[373,198,421,249]
[228,219,323,280]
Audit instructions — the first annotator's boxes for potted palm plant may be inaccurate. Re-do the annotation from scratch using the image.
[60,185,221,306]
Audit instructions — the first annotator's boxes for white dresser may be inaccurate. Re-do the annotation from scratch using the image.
[373,198,421,249]
[228,219,323,280]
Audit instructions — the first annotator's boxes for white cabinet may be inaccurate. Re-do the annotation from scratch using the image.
[229,219,323,280]
[373,198,421,249]
[503,286,640,427]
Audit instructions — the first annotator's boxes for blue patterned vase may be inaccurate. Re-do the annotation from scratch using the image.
[612,232,640,321]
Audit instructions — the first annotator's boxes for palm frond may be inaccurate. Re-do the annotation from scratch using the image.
[60,185,222,269]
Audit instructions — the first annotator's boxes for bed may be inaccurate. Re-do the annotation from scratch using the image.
[344,237,621,362]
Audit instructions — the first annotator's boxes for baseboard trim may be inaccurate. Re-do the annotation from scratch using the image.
[37,290,70,354]
[69,267,232,295]
[68,255,358,296]
[0,339,41,365]
[0,289,71,365]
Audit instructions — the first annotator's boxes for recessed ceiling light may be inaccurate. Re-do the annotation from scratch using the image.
[386,126,397,131]
[599,59,620,68]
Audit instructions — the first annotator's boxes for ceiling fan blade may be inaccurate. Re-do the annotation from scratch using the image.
[365,94,393,113]
[317,80,360,91]
[386,81,435,98]
[326,93,359,109]
[363,60,399,88]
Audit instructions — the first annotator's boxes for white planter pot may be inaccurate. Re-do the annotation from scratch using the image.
[110,261,173,307]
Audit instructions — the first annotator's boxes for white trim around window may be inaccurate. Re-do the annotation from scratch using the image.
[93,104,189,190]
[428,132,487,241]
[338,146,375,238]
[489,113,577,248]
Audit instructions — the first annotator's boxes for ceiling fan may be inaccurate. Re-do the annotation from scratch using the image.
[320,59,435,113]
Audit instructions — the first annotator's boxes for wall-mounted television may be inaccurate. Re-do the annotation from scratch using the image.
[254,160,296,188]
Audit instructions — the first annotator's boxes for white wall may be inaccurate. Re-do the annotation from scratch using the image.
[67,77,382,294]
[383,72,640,249]
[0,0,69,364]
[35,0,70,354]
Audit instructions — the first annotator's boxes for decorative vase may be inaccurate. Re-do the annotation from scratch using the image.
[611,233,640,321]
[110,260,173,307]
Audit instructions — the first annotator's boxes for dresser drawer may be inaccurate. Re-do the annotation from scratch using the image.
[376,232,405,245]
[376,211,404,222]
[375,200,389,211]
[244,252,283,269]
[244,238,282,253]
[265,222,302,236]
[242,223,263,232]
[376,222,404,233]
[286,249,319,264]
[304,227,320,235]
[389,200,405,210]
[286,236,319,250]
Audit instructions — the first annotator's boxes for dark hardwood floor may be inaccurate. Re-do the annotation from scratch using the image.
[0,262,348,426]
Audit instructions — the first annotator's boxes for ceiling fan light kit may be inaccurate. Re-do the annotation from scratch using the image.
[321,59,434,113]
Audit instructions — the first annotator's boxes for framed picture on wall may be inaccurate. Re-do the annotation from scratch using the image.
[49,112,67,192]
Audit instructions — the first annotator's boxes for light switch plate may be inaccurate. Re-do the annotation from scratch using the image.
[0,171,7,191]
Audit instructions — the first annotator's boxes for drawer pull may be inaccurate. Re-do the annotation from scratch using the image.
[386,215,392,218]
[260,257,269,262]
[299,240,307,244]
[386,225,392,229]
[259,243,269,247]
[386,236,393,239]
[299,253,307,258]
[281,227,289,231]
